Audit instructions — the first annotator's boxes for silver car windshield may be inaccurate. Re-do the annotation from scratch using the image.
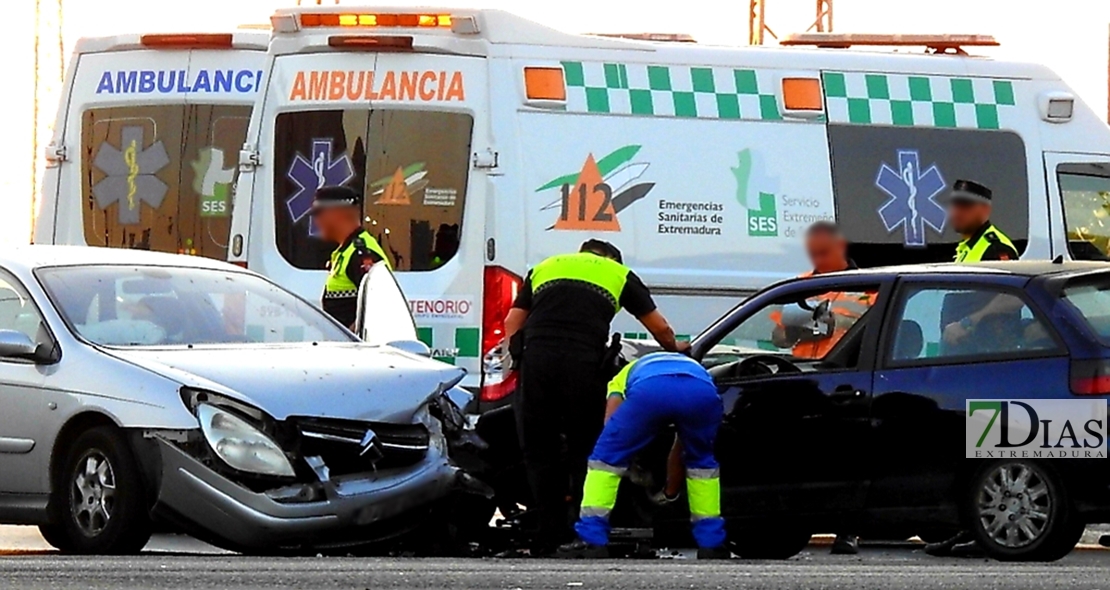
[37,265,354,347]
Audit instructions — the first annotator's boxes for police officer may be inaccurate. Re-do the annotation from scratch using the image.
[927,179,1020,558]
[946,179,1019,263]
[311,186,391,329]
[503,239,682,554]
[558,352,729,559]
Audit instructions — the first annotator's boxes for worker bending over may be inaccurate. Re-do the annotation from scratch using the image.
[558,352,730,559]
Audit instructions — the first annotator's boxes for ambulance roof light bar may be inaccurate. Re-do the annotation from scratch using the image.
[271,11,478,34]
[780,33,999,54]
[140,34,235,49]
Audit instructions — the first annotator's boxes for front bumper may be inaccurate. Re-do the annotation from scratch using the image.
[151,432,460,551]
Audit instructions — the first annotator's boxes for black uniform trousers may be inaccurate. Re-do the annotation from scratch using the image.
[514,338,608,547]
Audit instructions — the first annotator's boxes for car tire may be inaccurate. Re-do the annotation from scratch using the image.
[729,527,812,559]
[49,427,152,554]
[37,522,74,552]
[966,459,1082,562]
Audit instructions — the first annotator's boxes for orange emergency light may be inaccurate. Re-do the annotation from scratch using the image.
[140,34,234,49]
[300,13,452,29]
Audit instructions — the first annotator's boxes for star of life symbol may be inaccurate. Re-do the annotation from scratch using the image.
[875,150,947,247]
[286,139,355,225]
[92,126,170,225]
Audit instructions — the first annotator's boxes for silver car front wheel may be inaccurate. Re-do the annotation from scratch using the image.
[71,451,117,538]
[41,426,152,554]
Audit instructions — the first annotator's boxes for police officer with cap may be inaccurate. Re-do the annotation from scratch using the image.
[311,186,391,329]
[946,179,1019,263]
[503,239,682,554]
[927,179,1021,558]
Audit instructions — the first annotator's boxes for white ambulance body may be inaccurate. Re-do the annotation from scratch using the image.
[36,32,268,260]
[231,7,1110,402]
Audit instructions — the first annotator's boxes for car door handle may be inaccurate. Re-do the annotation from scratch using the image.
[830,386,865,402]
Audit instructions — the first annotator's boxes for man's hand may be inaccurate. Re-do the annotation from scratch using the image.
[675,340,691,353]
[943,321,970,345]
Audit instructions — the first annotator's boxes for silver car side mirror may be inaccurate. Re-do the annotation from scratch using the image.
[387,339,432,357]
[0,330,39,360]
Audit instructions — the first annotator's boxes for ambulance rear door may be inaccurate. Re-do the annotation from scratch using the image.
[245,24,490,379]
[38,33,265,260]
[1044,152,1110,261]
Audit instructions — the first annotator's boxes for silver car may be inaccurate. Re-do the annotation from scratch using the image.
[0,246,476,554]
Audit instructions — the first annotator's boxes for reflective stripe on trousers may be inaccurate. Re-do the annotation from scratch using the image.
[687,469,726,549]
[686,469,721,521]
[575,464,624,546]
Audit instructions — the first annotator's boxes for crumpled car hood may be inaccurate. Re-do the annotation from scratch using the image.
[106,343,466,423]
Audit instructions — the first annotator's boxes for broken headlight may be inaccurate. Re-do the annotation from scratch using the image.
[197,404,295,478]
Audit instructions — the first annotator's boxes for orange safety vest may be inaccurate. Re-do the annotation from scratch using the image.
[772,271,876,359]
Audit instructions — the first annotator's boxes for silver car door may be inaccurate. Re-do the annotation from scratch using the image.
[0,271,59,495]
[355,264,424,353]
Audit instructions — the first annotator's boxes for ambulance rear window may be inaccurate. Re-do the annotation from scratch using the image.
[1057,164,1110,261]
[272,110,473,272]
[81,105,251,258]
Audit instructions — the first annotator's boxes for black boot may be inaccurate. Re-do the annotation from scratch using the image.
[924,531,978,557]
[697,546,733,560]
[556,539,609,559]
[830,534,859,555]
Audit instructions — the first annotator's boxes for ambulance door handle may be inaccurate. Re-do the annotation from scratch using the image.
[473,149,499,171]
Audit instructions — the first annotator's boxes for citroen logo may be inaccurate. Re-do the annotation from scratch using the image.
[358,428,381,458]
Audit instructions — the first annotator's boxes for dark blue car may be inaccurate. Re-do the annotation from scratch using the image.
[688,261,1110,562]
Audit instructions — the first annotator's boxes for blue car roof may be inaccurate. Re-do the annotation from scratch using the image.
[799,261,1110,282]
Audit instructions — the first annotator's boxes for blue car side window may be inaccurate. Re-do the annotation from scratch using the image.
[892,286,1057,363]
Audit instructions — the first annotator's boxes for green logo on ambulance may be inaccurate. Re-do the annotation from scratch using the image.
[191,147,235,218]
[731,149,779,237]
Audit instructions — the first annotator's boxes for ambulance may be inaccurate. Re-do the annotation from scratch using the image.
[36,31,268,260]
[236,7,1109,401]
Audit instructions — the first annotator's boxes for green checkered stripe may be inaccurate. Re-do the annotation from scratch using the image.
[561,61,783,120]
[822,72,1017,130]
[417,326,480,366]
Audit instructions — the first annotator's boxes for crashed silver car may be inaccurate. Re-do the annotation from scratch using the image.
[0,246,477,554]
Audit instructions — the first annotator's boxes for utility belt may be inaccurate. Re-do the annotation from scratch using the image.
[510,331,623,378]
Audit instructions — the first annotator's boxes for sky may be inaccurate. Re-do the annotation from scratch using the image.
[2,0,1108,244]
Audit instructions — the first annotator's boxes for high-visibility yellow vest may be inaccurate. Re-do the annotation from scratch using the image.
[955,224,1017,263]
[529,252,631,311]
[324,230,391,297]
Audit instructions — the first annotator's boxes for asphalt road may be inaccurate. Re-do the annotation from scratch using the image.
[3,543,1110,590]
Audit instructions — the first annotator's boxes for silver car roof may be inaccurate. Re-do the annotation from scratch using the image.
[0,245,245,274]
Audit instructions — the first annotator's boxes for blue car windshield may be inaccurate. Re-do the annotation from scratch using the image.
[38,265,354,347]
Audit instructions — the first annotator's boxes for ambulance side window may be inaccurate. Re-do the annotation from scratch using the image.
[1057,164,1110,261]
[80,105,251,260]
[828,125,1029,268]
